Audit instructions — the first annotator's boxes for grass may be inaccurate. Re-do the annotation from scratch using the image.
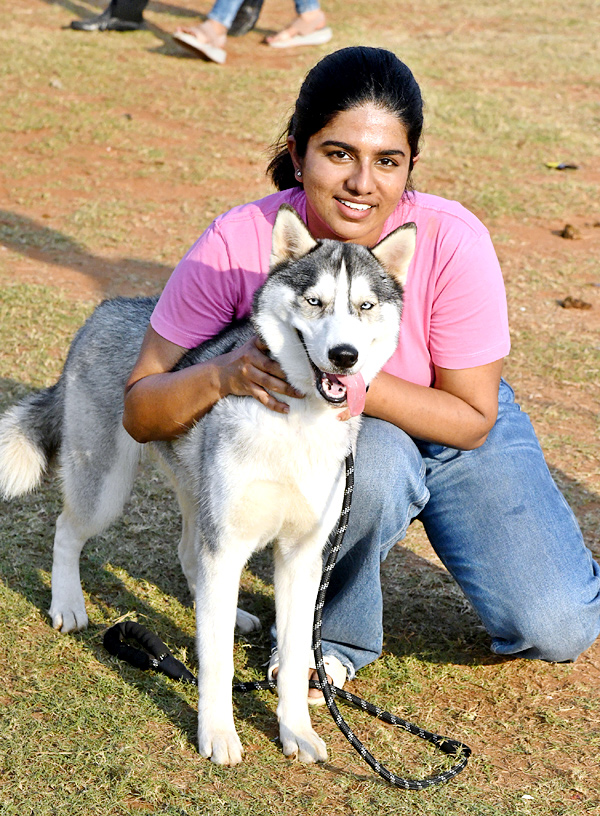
[0,283,598,815]
[1,0,600,813]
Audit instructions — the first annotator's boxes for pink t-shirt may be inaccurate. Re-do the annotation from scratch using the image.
[151,188,510,387]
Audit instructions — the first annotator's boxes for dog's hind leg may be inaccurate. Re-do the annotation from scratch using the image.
[50,426,142,633]
[50,510,95,633]
[173,485,199,598]
[235,606,261,634]
[273,534,328,763]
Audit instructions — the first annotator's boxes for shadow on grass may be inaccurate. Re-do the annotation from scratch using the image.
[380,544,497,667]
[42,0,274,46]
[44,0,203,22]
[0,210,172,296]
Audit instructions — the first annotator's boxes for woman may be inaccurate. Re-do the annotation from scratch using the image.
[123,47,600,700]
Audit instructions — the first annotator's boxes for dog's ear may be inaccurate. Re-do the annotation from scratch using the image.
[270,205,318,268]
[371,222,417,287]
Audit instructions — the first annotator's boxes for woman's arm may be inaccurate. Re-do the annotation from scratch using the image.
[362,359,504,450]
[122,326,302,443]
[124,328,502,448]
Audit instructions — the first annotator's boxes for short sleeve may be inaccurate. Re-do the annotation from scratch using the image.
[149,190,303,349]
[150,222,251,349]
[429,232,510,369]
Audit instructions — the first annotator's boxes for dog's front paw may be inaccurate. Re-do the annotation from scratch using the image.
[198,726,244,766]
[235,607,261,634]
[279,722,327,763]
[49,590,88,633]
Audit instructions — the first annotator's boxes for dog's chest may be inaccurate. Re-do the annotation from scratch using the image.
[201,398,352,544]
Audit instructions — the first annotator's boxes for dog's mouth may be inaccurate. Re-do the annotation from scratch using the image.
[297,332,366,416]
[317,371,366,416]
[317,371,348,404]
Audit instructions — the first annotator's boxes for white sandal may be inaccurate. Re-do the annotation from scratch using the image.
[173,23,227,64]
[267,649,347,706]
[265,11,332,49]
[267,26,332,48]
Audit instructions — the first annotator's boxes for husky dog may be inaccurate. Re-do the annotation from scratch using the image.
[0,205,416,766]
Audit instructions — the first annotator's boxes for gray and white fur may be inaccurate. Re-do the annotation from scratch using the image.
[0,204,416,766]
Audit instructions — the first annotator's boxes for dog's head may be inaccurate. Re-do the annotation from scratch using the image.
[252,204,416,416]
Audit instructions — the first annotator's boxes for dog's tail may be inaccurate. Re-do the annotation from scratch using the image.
[0,383,63,499]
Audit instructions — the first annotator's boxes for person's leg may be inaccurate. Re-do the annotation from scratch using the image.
[173,0,244,64]
[228,0,264,36]
[207,0,247,29]
[265,0,331,47]
[294,0,322,13]
[417,380,600,662]
[71,0,148,31]
[318,417,430,677]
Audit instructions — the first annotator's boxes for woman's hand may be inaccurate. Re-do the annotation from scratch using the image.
[217,337,304,413]
[123,327,303,443]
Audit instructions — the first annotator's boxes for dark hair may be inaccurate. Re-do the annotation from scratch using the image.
[267,46,424,191]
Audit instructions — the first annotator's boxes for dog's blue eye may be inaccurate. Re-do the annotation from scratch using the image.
[361,302,374,310]
[306,297,322,307]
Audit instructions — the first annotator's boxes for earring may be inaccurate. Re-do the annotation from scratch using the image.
[296,169,302,178]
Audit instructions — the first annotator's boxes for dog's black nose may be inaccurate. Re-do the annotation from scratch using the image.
[328,344,359,369]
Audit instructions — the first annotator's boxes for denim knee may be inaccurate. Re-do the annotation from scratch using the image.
[491,600,599,663]
[420,381,600,664]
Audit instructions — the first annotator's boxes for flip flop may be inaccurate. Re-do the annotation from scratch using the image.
[267,26,332,49]
[267,649,347,706]
[173,28,227,64]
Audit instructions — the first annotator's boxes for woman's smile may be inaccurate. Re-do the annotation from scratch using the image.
[335,197,374,214]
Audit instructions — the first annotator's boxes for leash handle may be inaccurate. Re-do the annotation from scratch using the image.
[103,620,196,684]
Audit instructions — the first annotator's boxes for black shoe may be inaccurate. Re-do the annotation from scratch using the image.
[70,7,146,31]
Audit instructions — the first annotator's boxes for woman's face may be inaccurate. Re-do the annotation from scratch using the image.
[290,103,416,247]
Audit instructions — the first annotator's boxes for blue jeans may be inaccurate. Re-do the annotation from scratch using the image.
[209,0,320,29]
[320,380,600,678]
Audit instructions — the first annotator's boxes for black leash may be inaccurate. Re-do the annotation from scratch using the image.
[104,452,471,789]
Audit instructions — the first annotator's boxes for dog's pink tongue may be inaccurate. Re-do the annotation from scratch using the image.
[337,372,366,417]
